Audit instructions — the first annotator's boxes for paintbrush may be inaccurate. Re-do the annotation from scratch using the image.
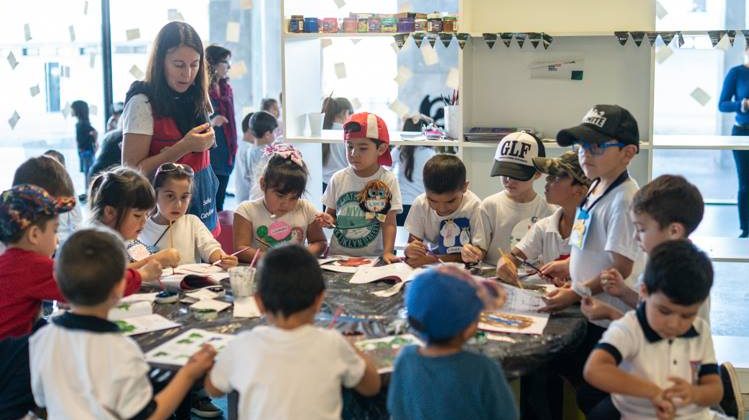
[212,247,250,266]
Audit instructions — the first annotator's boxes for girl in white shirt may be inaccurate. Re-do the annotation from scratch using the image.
[234,144,328,263]
[139,162,238,268]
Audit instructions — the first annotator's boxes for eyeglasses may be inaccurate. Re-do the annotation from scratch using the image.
[572,141,626,156]
[156,162,194,177]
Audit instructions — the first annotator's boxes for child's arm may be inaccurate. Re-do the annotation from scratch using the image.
[233,213,262,263]
[305,219,327,257]
[584,349,669,406]
[404,234,437,267]
[147,344,216,420]
[600,268,640,308]
[381,210,399,264]
[581,296,624,322]
[496,248,526,285]
[351,346,381,396]
[664,373,722,408]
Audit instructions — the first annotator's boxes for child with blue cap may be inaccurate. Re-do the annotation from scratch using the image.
[387,265,518,420]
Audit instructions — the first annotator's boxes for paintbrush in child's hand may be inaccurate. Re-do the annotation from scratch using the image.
[211,247,250,266]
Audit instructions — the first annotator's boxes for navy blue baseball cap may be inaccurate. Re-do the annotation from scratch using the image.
[556,104,639,151]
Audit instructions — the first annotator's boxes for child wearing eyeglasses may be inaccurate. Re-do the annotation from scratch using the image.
[139,162,238,268]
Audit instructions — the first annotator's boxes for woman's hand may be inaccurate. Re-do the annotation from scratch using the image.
[210,115,229,127]
[182,123,215,153]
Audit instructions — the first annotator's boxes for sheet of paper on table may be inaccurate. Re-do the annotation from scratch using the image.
[354,334,423,373]
[320,256,378,274]
[190,299,231,312]
[349,262,420,285]
[108,300,152,320]
[174,263,230,281]
[119,292,159,305]
[145,329,235,366]
[478,284,549,335]
[233,296,262,318]
[185,288,222,301]
[111,313,180,336]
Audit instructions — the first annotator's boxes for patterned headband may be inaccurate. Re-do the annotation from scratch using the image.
[263,143,304,168]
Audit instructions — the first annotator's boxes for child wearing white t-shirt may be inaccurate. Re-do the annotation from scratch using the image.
[234,144,328,262]
[496,151,590,284]
[139,162,238,268]
[321,113,403,262]
[205,245,380,420]
[404,154,485,268]
[462,132,555,265]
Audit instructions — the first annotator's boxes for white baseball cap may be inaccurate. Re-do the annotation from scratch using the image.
[490,131,546,181]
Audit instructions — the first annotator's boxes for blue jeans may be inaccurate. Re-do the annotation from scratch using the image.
[731,125,749,233]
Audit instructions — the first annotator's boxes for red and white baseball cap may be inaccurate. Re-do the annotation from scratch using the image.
[343,112,392,166]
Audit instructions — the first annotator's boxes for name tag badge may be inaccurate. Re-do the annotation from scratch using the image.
[570,208,591,249]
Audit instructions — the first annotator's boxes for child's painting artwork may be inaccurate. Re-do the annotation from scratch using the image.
[113,314,180,336]
[354,334,423,373]
[478,310,549,335]
[145,329,235,366]
[320,256,378,273]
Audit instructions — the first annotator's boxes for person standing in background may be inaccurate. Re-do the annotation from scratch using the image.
[719,48,749,238]
[206,45,238,212]
[71,100,97,201]
[321,96,354,193]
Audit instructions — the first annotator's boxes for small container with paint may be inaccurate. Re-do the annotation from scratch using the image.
[288,15,304,33]
[442,16,457,32]
[357,15,369,33]
[414,18,427,32]
[397,17,415,32]
[368,17,381,32]
[303,17,319,33]
[342,17,357,33]
[381,16,398,32]
[427,13,443,33]
[321,17,339,33]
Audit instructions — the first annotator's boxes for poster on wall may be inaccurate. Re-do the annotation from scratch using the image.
[529,57,584,81]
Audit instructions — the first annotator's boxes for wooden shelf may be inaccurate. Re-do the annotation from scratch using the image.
[283,32,405,40]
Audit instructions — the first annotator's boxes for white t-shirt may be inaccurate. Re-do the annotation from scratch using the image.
[390,146,436,205]
[476,191,556,265]
[58,204,83,243]
[322,167,403,256]
[235,143,265,203]
[404,190,485,255]
[570,177,646,328]
[234,198,318,250]
[515,207,571,266]
[30,313,153,419]
[323,122,347,184]
[598,306,717,420]
[209,324,366,420]
[139,214,222,264]
[121,93,154,136]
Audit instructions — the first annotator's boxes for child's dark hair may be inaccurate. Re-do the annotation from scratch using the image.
[250,111,278,138]
[152,162,195,191]
[322,96,354,165]
[89,166,156,230]
[241,112,254,134]
[55,226,127,306]
[0,214,54,245]
[71,100,90,123]
[262,154,308,197]
[261,98,278,112]
[423,154,466,194]
[43,150,66,167]
[632,175,704,235]
[13,155,75,198]
[256,245,325,317]
[643,240,713,306]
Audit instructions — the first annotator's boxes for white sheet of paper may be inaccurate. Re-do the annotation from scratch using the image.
[320,256,377,274]
[108,300,153,321]
[501,284,546,313]
[421,45,439,66]
[30,85,40,97]
[120,292,159,305]
[446,67,460,89]
[191,299,231,312]
[226,22,240,43]
[655,1,668,19]
[168,9,184,22]
[334,62,347,79]
[68,25,76,42]
[186,288,221,301]
[233,296,261,318]
[388,99,410,118]
[240,0,253,9]
[318,257,343,266]
[690,87,711,106]
[394,66,413,86]
[126,28,141,41]
[350,263,421,285]
[321,38,333,49]
[655,46,673,64]
[8,111,20,130]
[24,23,32,41]
[334,0,346,8]
[228,60,247,79]
[145,329,234,366]
[129,64,144,79]
[174,263,229,282]
[7,52,19,70]
[114,314,180,336]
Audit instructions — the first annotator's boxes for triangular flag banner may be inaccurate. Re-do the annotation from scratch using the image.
[542,33,553,49]
[412,32,425,48]
[455,33,469,49]
[646,32,659,46]
[500,33,514,48]
[439,32,453,48]
[631,32,645,47]
[529,32,541,48]
[728,30,736,46]
[660,32,675,46]
[708,31,721,47]
[515,33,527,48]
[394,33,408,50]
[482,33,497,49]
[615,31,629,46]
[427,35,437,48]
[676,32,684,47]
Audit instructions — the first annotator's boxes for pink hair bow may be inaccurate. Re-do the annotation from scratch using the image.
[263,143,304,168]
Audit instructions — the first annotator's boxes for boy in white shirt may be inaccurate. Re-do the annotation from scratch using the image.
[234,112,255,203]
[496,151,591,285]
[584,240,724,420]
[205,245,380,420]
[248,111,281,200]
[462,131,556,265]
[404,154,485,267]
[321,112,403,263]
[30,227,215,419]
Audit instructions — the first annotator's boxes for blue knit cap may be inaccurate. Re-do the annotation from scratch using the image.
[406,267,485,343]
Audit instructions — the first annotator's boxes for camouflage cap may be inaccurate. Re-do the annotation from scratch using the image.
[532,151,592,187]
